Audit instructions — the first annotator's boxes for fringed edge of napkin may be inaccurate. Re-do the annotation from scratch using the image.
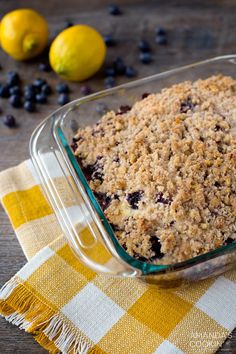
[0,276,96,354]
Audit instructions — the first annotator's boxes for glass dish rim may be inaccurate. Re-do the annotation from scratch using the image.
[33,54,236,275]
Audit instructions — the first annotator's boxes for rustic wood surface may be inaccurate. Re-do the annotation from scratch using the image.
[0,0,236,352]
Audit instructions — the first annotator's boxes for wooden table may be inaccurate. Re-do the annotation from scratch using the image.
[0,0,236,352]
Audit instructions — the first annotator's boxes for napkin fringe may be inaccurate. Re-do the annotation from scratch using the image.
[0,277,91,354]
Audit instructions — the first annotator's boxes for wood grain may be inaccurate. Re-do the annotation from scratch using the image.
[0,0,236,352]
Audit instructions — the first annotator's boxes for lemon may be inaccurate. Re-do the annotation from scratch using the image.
[49,25,106,81]
[0,9,48,61]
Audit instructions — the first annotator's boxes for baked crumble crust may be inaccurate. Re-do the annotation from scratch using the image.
[72,75,236,264]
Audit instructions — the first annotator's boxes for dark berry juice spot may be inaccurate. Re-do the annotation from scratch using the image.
[214,181,221,187]
[71,141,78,152]
[94,192,111,210]
[126,191,143,209]
[116,105,131,115]
[180,97,195,113]
[156,192,172,205]
[150,236,164,259]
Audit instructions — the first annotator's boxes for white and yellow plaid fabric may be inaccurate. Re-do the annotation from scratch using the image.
[0,160,236,354]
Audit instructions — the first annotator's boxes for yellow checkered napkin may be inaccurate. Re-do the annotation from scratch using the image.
[0,160,236,354]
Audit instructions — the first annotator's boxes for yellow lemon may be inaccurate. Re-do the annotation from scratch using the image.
[49,25,106,81]
[0,9,48,60]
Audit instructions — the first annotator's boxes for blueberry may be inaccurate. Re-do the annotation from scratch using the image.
[108,4,122,15]
[24,100,36,112]
[38,63,51,72]
[24,84,36,93]
[35,93,47,104]
[125,66,137,78]
[94,192,111,210]
[155,34,167,45]
[58,93,70,105]
[155,27,166,36]
[33,78,46,90]
[3,114,16,128]
[142,92,151,99]
[80,85,92,96]
[104,66,116,77]
[139,52,152,64]
[24,90,36,102]
[113,57,126,75]
[56,83,70,94]
[9,86,21,96]
[138,40,151,52]
[7,71,20,86]
[0,84,10,98]
[104,76,116,88]
[180,97,195,113]
[9,94,22,108]
[150,236,164,259]
[116,105,131,115]
[126,191,143,209]
[41,83,52,95]
[103,34,116,47]
[156,192,172,205]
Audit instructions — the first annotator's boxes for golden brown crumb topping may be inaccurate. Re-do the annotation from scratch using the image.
[73,75,236,264]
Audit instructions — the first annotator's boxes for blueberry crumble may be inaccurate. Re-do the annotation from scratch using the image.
[72,75,236,264]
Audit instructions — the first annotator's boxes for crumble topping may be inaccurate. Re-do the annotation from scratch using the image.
[72,75,236,264]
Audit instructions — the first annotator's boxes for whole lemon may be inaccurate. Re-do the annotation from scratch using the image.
[49,25,106,81]
[0,9,48,61]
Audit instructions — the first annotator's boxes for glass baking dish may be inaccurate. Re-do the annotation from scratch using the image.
[30,55,236,287]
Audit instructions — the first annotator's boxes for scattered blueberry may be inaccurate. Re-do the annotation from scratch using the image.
[113,57,126,75]
[41,83,52,95]
[125,66,137,78]
[155,34,167,45]
[180,97,195,113]
[108,4,122,15]
[9,94,22,108]
[126,191,143,209]
[3,114,16,128]
[7,71,20,86]
[24,90,36,102]
[58,93,70,105]
[33,78,46,90]
[104,66,116,77]
[155,27,166,36]
[24,84,36,93]
[9,86,21,96]
[105,76,116,88]
[142,92,151,99]
[156,192,172,205]
[150,236,164,259]
[38,63,51,72]
[116,105,131,115]
[0,84,11,98]
[96,102,108,115]
[138,40,151,52]
[214,125,222,132]
[214,181,221,187]
[56,83,70,94]
[103,34,116,47]
[139,52,152,64]
[64,20,74,29]
[24,100,36,112]
[94,191,111,210]
[225,237,235,245]
[80,85,92,96]
[36,93,47,104]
